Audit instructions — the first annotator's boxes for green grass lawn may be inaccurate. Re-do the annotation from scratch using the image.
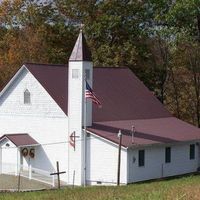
[1,175,200,200]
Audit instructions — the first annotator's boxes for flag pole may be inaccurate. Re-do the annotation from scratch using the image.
[83,76,87,187]
[117,130,122,186]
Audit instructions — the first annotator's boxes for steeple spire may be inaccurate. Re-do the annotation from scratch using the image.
[69,29,92,61]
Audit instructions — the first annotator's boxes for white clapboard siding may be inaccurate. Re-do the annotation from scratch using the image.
[127,142,199,183]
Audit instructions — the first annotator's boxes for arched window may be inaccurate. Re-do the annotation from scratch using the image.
[24,89,31,104]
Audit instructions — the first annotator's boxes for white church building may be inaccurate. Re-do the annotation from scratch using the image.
[0,31,200,186]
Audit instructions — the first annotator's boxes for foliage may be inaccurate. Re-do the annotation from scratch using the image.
[0,0,199,126]
[0,0,76,88]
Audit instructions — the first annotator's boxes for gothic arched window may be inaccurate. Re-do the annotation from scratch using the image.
[24,89,31,104]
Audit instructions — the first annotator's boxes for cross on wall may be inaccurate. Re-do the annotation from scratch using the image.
[69,131,80,151]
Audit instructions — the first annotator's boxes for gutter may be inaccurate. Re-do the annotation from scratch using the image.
[127,139,200,150]
[86,129,128,150]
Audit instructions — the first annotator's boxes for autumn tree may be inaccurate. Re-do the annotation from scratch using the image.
[0,0,76,89]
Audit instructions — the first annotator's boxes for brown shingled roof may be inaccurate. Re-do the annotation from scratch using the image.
[0,134,39,147]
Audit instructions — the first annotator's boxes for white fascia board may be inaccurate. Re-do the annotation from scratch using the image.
[24,65,68,118]
[0,136,17,148]
[86,129,128,151]
[0,65,27,99]
[18,143,41,148]
[128,139,200,150]
[0,64,68,117]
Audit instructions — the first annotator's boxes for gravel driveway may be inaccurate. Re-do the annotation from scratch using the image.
[0,174,51,191]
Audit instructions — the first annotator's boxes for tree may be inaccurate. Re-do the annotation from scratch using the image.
[165,0,200,41]
[183,43,200,127]
[0,0,77,88]
[56,0,149,66]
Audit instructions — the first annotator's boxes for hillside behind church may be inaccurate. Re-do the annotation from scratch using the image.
[0,0,199,127]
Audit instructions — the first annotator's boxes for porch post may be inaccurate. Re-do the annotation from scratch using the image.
[29,160,32,180]
[0,147,2,174]
[16,147,19,176]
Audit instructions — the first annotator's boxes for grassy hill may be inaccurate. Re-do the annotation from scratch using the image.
[1,175,200,200]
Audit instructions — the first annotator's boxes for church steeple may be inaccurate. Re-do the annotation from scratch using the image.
[69,30,92,62]
[68,29,93,186]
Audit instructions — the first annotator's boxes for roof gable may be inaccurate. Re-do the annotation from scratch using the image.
[0,66,26,100]
[0,133,39,147]
[25,63,68,115]
[23,64,171,121]
[0,63,171,121]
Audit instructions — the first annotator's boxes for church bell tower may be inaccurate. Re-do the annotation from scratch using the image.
[68,29,93,185]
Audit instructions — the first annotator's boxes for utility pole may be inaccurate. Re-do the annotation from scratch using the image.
[117,130,122,186]
[131,125,135,144]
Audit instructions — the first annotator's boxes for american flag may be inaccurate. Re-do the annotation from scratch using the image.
[85,81,102,107]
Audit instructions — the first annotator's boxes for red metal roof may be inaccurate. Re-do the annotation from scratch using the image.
[88,117,200,147]
[69,31,92,61]
[92,67,171,121]
[6,63,199,147]
[0,134,39,147]
[25,64,171,121]
[25,63,68,115]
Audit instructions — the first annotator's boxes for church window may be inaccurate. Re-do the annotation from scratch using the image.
[72,69,79,79]
[138,150,145,167]
[24,89,31,104]
[165,147,171,163]
[85,69,90,80]
[190,144,195,160]
[5,143,10,147]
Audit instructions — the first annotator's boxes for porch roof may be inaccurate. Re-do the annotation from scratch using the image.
[0,134,39,147]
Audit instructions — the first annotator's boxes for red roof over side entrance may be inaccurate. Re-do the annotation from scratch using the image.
[0,134,39,147]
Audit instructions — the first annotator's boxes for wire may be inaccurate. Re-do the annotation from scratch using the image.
[0,135,97,149]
